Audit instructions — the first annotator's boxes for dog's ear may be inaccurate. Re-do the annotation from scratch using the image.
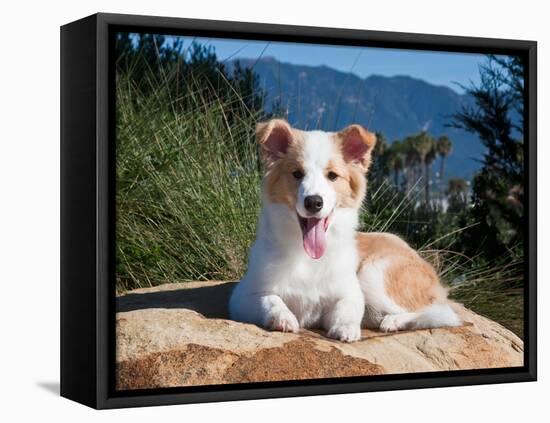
[338,124,377,171]
[256,119,294,164]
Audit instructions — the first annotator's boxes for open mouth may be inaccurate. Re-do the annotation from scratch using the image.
[297,212,332,259]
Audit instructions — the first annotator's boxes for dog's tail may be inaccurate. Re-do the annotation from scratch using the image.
[408,303,462,330]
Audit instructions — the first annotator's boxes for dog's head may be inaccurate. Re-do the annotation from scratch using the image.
[257,119,376,259]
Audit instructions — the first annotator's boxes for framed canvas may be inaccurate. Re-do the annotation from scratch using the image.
[60,12,537,409]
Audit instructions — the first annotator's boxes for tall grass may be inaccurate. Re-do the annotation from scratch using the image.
[425,247,524,338]
[116,62,524,338]
[116,66,264,292]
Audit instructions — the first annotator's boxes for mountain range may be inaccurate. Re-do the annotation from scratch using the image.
[231,57,485,181]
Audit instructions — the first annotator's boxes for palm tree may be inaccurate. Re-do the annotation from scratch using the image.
[372,132,388,182]
[447,178,468,194]
[436,135,453,182]
[424,140,437,205]
[403,136,420,192]
[410,132,435,204]
[392,141,405,189]
[374,132,387,157]
[446,178,468,212]
[385,140,404,188]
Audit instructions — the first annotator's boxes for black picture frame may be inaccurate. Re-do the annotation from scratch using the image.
[60,12,537,409]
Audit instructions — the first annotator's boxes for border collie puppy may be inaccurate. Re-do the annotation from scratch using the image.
[229,119,461,342]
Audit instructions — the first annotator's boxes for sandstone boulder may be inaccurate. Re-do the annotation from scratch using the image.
[116,281,523,390]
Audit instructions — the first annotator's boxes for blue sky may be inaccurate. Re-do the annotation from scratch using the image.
[168,36,487,93]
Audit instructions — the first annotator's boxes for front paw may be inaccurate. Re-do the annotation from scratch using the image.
[265,310,300,333]
[327,323,361,343]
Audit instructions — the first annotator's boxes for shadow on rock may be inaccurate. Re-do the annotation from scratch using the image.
[116,282,238,319]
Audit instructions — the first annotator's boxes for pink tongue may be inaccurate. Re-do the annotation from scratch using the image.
[302,218,327,259]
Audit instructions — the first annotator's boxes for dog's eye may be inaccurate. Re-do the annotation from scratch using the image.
[327,171,338,181]
[292,170,304,179]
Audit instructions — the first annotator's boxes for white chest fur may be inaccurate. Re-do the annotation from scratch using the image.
[229,203,363,330]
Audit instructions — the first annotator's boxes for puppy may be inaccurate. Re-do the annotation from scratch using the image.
[229,119,461,342]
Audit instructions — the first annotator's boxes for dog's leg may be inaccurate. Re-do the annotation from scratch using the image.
[230,292,300,333]
[260,295,300,333]
[323,295,364,342]
[379,312,419,332]
[379,303,461,332]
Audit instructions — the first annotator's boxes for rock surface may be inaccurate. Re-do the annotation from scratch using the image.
[116,281,523,390]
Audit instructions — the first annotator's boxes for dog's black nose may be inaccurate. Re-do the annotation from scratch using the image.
[304,195,323,213]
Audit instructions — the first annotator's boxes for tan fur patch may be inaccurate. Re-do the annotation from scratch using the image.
[262,128,307,209]
[357,232,447,311]
[347,166,367,207]
[256,119,302,209]
[324,156,365,209]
